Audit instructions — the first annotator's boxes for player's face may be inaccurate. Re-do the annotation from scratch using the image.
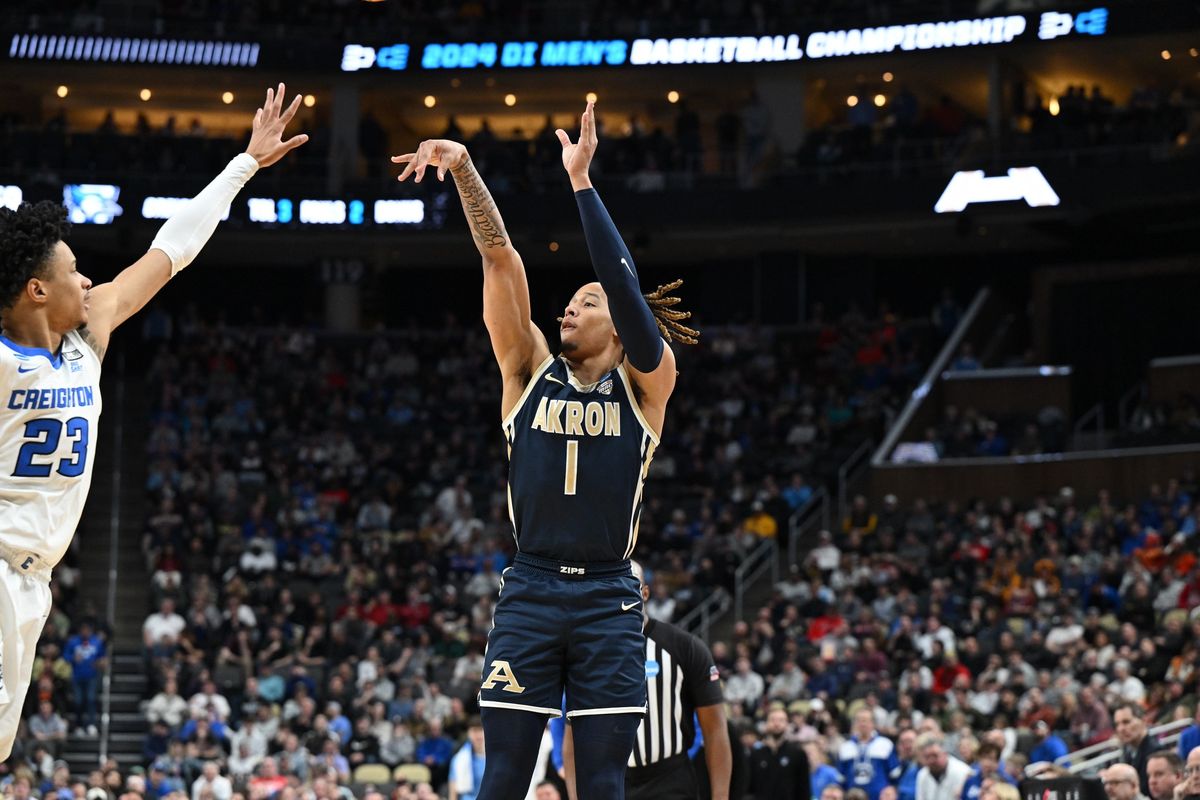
[560,282,615,357]
[37,242,92,332]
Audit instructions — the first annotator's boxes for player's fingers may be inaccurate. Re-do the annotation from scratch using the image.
[282,134,308,151]
[391,154,416,163]
[264,87,274,113]
[555,129,572,149]
[254,108,263,128]
[274,82,286,115]
[281,94,303,126]
[437,163,448,181]
[397,160,417,181]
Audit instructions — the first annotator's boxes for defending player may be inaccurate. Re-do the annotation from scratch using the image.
[392,100,698,799]
[0,84,307,762]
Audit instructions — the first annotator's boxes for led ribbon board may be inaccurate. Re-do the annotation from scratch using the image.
[340,8,1108,71]
[8,34,260,66]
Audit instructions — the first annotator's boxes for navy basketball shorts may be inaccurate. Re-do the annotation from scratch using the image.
[479,553,647,718]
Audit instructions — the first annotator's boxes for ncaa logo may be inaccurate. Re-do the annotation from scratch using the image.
[645,660,660,679]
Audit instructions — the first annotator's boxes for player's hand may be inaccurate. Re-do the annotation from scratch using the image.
[245,82,309,168]
[392,139,469,182]
[556,100,598,179]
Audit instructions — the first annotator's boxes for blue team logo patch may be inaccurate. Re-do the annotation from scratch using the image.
[598,379,613,396]
[645,660,660,679]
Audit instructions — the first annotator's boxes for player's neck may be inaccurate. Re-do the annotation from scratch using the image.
[561,352,619,386]
[1,313,64,354]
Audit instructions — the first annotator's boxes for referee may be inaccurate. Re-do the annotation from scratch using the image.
[564,561,733,799]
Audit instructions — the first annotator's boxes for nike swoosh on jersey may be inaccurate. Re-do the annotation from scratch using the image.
[621,600,640,611]
[17,364,39,373]
[545,374,566,386]
[621,257,634,277]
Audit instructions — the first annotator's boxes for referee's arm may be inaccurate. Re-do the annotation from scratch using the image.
[697,703,733,800]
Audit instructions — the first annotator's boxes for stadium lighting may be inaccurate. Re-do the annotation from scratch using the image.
[222,91,234,104]
[424,95,436,108]
[549,241,559,252]
[504,93,517,106]
[667,90,680,103]
[303,94,316,107]
[1161,50,1171,60]
[874,93,886,107]
[56,85,69,98]
[139,88,152,101]
[882,71,894,82]
[585,91,598,103]
[847,95,859,107]
[1048,97,1060,116]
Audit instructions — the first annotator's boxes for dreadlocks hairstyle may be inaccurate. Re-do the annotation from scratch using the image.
[643,278,699,345]
[0,201,71,312]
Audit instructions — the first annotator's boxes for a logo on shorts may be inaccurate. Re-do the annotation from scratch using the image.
[645,660,660,679]
[480,660,526,695]
[20,557,34,571]
[560,566,585,575]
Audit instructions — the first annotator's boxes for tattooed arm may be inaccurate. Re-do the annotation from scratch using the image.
[392,140,550,417]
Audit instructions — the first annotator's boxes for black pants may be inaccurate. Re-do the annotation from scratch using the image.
[627,756,698,800]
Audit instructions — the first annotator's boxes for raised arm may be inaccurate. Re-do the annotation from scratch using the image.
[82,83,307,360]
[393,140,549,418]
[556,102,677,420]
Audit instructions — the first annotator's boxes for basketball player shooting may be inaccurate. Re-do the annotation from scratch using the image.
[392,100,698,799]
[0,84,306,762]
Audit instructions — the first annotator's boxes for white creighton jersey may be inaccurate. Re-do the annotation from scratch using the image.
[0,330,102,568]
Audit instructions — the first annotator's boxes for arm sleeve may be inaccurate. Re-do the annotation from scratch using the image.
[573,188,664,372]
[151,153,259,276]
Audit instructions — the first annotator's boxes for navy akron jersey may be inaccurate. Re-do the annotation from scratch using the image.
[502,354,659,563]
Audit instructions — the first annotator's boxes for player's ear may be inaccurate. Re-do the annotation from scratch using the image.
[26,276,48,305]
[641,583,650,603]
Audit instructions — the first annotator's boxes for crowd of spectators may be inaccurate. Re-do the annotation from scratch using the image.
[730,476,1200,800]
[3,74,1195,197]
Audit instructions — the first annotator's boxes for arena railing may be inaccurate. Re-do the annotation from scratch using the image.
[675,587,731,643]
[837,440,875,523]
[734,539,778,623]
[787,487,829,569]
[98,354,126,764]
[871,287,991,467]
[1047,717,1193,777]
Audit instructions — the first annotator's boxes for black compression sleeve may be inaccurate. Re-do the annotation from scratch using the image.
[574,188,664,372]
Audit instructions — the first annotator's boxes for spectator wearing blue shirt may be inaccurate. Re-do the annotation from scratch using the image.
[782,473,813,512]
[1029,721,1070,767]
[838,709,900,800]
[63,622,106,736]
[449,718,486,800]
[417,718,454,788]
[961,743,1015,800]
[890,729,921,800]
[1177,707,1200,762]
[326,702,352,744]
[809,740,845,800]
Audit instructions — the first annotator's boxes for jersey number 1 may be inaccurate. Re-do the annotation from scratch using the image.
[564,440,579,496]
[12,417,90,478]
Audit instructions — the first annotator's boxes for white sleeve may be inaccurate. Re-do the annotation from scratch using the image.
[151,153,260,276]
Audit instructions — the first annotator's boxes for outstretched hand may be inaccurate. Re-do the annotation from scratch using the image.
[244,83,309,168]
[392,139,470,182]
[555,100,598,180]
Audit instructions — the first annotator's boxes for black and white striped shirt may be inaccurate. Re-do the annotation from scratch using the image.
[629,618,725,768]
